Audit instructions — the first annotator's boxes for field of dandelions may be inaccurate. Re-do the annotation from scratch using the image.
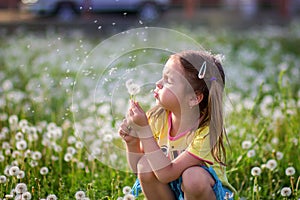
[0,22,300,200]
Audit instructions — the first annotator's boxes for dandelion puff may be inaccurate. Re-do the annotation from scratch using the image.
[9,166,20,176]
[247,149,256,158]
[22,191,32,200]
[0,154,5,162]
[280,187,292,197]
[64,153,73,162]
[123,193,135,200]
[29,160,38,167]
[16,140,27,151]
[241,140,252,149]
[127,83,140,97]
[251,167,262,177]
[40,167,49,175]
[285,166,296,176]
[17,170,25,179]
[15,183,27,194]
[75,190,86,199]
[122,186,132,195]
[266,159,277,171]
[276,151,284,160]
[0,175,7,183]
[117,197,123,200]
[46,194,57,200]
[31,151,42,160]
[15,132,24,141]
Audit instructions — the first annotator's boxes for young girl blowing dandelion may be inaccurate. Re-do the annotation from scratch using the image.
[119,50,236,200]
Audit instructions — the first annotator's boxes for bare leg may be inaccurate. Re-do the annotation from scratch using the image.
[137,156,176,200]
[182,166,216,200]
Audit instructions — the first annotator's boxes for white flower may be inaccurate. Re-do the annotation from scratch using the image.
[103,134,113,143]
[15,183,27,194]
[280,187,292,197]
[8,115,18,125]
[29,160,38,167]
[241,140,252,149]
[16,140,27,151]
[67,146,76,155]
[75,190,86,199]
[0,175,7,183]
[46,194,57,200]
[247,149,256,158]
[285,166,296,176]
[122,186,132,195]
[251,167,262,177]
[40,167,49,175]
[266,159,277,171]
[9,166,20,176]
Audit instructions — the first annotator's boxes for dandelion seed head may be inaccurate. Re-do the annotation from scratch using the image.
[276,151,284,160]
[15,132,24,140]
[241,140,252,149]
[0,175,7,183]
[123,193,135,200]
[40,166,49,175]
[22,191,32,200]
[9,165,20,176]
[122,186,132,195]
[280,187,292,197]
[251,167,262,177]
[46,194,58,200]
[266,159,277,171]
[64,153,73,162]
[285,166,295,176]
[75,190,86,199]
[31,151,42,160]
[247,149,256,158]
[17,170,25,179]
[15,183,28,194]
[16,140,27,151]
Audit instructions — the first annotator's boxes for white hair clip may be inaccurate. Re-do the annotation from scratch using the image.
[198,61,206,79]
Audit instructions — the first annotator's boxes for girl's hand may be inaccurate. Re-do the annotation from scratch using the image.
[118,119,139,145]
[128,100,148,127]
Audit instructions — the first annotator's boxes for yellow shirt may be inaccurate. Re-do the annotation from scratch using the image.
[148,110,236,192]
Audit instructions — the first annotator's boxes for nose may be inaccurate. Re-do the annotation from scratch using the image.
[156,79,163,89]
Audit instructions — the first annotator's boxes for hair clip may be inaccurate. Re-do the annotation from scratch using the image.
[198,61,206,79]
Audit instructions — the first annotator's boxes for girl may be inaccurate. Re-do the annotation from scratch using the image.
[119,50,236,200]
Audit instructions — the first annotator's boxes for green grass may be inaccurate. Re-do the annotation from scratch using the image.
[0,24,299,199]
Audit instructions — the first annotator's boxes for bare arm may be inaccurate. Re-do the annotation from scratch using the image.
[127,101,205,183]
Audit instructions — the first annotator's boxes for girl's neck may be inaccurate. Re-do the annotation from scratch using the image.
[170,109,200,137]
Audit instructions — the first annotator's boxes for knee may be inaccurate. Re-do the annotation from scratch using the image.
[181,167,215,195]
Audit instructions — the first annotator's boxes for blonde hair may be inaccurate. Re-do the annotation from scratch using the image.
[149,50,228,165]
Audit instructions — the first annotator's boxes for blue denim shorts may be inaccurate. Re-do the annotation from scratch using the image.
[131,166,234,200]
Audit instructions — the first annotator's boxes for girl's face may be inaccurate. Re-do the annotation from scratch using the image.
[154,57,193,112]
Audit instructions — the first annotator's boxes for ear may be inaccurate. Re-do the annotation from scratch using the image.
[189,92,204,107]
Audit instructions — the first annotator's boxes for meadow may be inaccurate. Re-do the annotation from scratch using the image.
[0,22,299,200]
